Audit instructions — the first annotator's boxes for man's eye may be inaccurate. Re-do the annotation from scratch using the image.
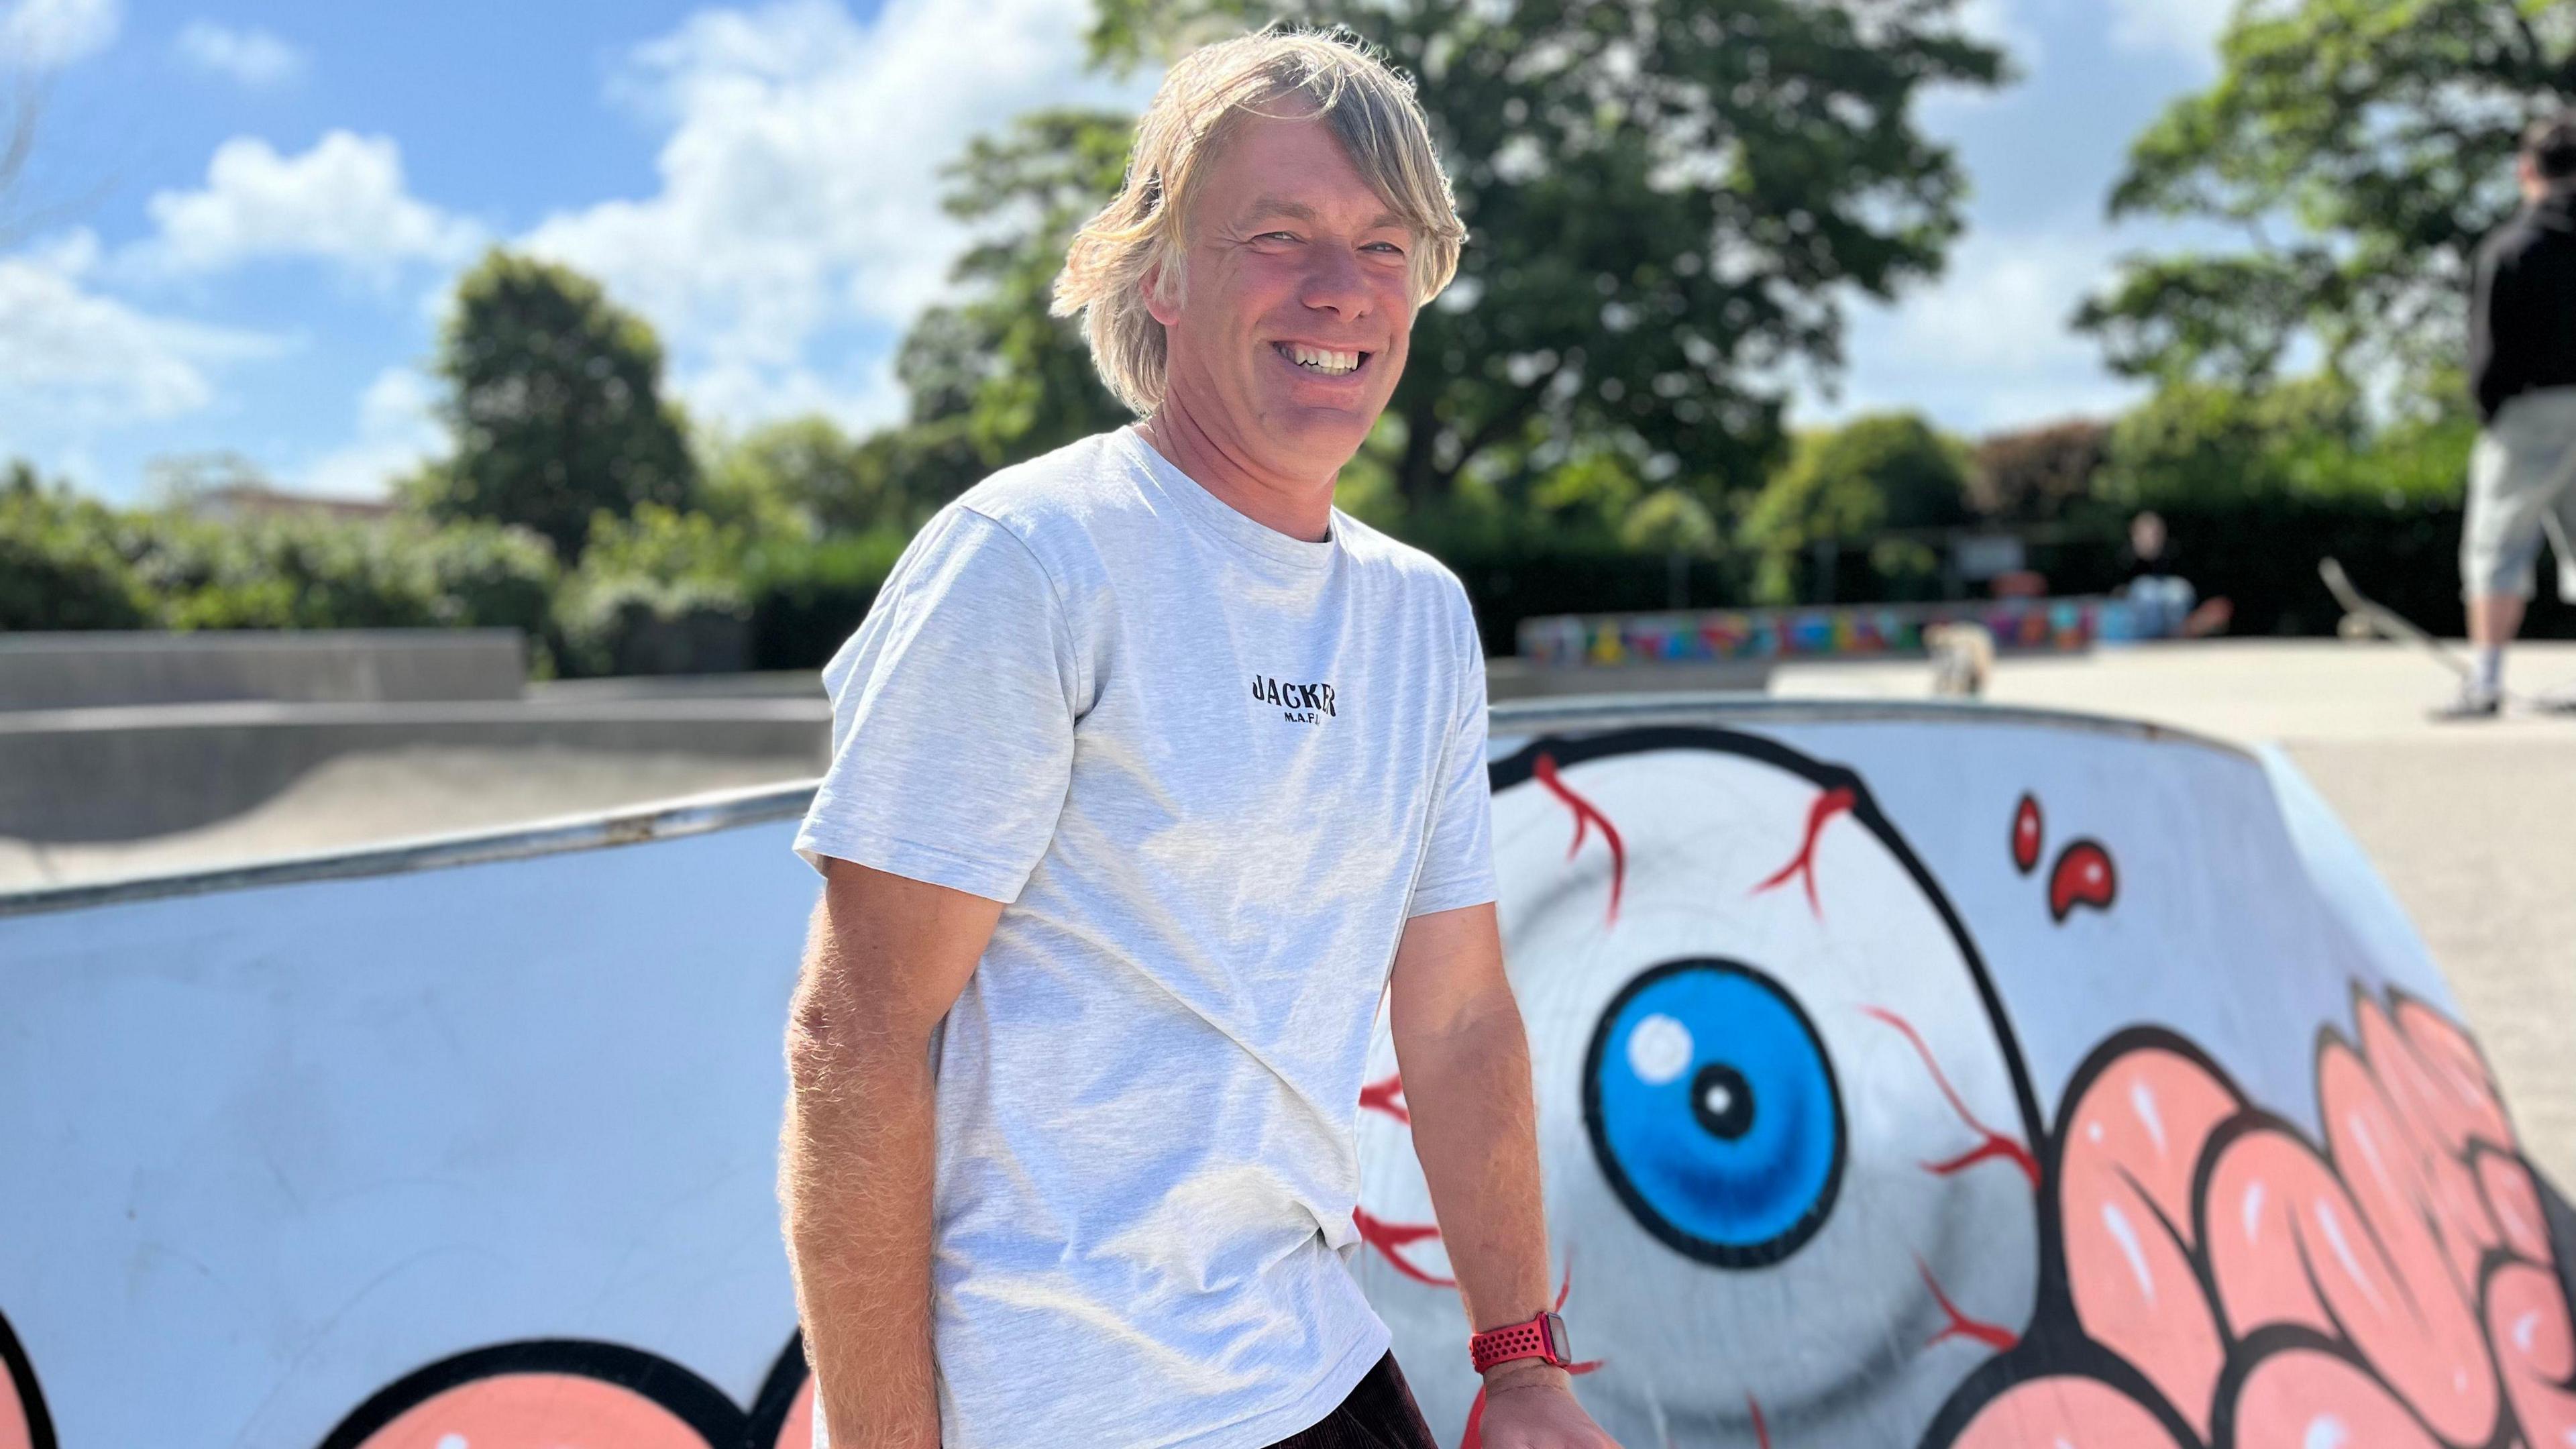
[1254,231,1299,244]
[1365,242,1407,256]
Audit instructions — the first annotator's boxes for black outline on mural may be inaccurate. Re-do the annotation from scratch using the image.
[0,1307,56,1449]
[315,1332,808,1449]
[748,1330,812,1442]
[1580,955,1850,1269]
[1917,989,2576,1449]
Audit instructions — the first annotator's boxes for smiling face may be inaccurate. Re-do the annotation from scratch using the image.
[1146,109,1417,482]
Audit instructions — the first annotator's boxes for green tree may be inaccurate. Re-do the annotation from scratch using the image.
[2099,372,2472,509]
[800,112,1138,525]
[1741,411,1973,601]
[700,417,863,537]
[902,111,1137,464]
[407,250,698,558]
[1030,5,2004,511]
[1970,419,2110,522]
[2078,1,2576,387]
[0,462,152,630]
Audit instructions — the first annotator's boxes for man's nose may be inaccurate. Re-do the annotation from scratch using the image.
[1298,244,1371,319]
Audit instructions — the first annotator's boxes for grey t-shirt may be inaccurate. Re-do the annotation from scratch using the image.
[792,426,1496,1449]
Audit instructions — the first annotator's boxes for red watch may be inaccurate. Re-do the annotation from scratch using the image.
[1469,1311,1573,1373]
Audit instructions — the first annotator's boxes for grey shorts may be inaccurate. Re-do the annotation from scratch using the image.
[2464,386,2576,600]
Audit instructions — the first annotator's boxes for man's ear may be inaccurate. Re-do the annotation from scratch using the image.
[1142,258,1180,329]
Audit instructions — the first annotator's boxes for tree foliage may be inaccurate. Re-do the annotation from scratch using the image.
[901,111,1138,466]
[1741,411,1972,600]
[2079,0,2576,386]
[1970,419,2109,522]
[702,416,894,539]
[0,462,152,630]
[0,460,561,638]
[406,250,698,559]
[796,109,1144,521]
[2100,373,2474,509]
[979,1,2004,511]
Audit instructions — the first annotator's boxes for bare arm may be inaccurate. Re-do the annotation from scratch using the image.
[1388,903,1618,1447]
[781,858,1005,1448]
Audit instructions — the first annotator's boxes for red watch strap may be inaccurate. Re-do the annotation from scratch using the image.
[1469,1312,1563,1373]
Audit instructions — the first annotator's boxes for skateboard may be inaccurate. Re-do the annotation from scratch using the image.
[2319,557,2575,712]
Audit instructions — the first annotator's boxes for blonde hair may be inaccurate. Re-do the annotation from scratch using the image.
[1052,28,1466,414]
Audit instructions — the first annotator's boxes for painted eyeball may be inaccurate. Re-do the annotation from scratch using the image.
[1355,729,2044,1449]
[1585,959,1843,1268]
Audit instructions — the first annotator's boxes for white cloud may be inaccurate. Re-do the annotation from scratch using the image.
[519,0,1144,431]
[299,366,445,497]
[136,130,480,280]
[174,20,305,87]
[1801,226,2146,433]
[0,229,277,431]
[2109,0,2234,62]
[1,0,118,68]
[1954,0,2041,70]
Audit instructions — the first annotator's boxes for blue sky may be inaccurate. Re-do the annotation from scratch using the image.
[1,0,2234,503]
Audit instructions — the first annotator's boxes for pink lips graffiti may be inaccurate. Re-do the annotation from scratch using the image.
[1935,989,2576,1449]
[319,1338,813,1449]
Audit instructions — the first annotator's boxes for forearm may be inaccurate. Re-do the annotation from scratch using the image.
[782,967,943,1444]
[1396,987,1554,1342]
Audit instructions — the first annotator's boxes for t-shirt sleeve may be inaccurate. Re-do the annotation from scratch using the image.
[793,506,1082,903]
[1405,587,1497,918]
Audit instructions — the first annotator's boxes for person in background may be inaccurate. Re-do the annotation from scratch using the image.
[776,28,1619,1449]
[2447,110,2576,719]
[2116,511,2231,641]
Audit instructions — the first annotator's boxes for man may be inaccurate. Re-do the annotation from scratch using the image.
[778,29,1619,1449]
[2447,110,2576,718]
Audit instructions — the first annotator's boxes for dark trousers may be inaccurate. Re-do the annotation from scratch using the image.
[1262,1354,1440,1449]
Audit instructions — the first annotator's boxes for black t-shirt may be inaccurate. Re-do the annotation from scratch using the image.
[2471,191,2576,423]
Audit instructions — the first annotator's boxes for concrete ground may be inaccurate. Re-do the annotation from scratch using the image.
[1774,639,2576,1190]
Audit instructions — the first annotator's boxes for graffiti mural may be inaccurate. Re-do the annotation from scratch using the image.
[1360,729,2047,1446]
[1931,1000,2576,1449]
[1356,726,2576,1449]
[318,1338,811,1449]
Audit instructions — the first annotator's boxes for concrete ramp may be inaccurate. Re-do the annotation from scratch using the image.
[0,700,2564,1449]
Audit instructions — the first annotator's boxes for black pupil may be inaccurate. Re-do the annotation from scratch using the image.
[1691,1063,1755,1140]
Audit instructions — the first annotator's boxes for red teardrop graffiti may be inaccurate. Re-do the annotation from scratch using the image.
[2011,794,2043,875]
[2048,839,2116,922]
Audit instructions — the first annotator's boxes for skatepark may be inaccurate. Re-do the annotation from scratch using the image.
[0,628,2570,1449]
[4,631,2567,1191]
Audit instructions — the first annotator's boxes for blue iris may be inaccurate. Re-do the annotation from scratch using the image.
[1582,959,1845,1268]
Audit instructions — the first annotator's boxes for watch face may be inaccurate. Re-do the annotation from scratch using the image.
[1544,1314,1571,1364]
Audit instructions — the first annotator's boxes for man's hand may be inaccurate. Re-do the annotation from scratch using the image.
[1476,1364,1622,1448]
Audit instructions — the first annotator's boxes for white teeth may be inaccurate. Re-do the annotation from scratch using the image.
[1286,344,1359,374]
